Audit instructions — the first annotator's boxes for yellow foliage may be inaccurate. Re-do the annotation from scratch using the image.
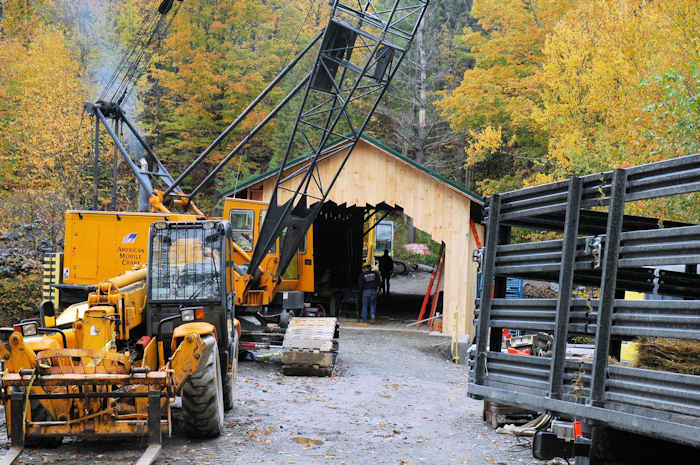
[465,126,504,166]
[439,0,575,132]
[0,25,89,201]
[437,0,576,194]
[537,0,700,177]
[524,172,556,189]
[439,0,699,203]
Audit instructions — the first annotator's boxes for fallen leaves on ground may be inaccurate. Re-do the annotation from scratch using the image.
[291,436,324,448]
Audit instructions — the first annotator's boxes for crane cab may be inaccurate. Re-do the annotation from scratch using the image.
[222,198,314,294]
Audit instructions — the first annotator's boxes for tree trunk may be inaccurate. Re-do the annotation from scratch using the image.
[415,20,427,165]
[406,216,415,243]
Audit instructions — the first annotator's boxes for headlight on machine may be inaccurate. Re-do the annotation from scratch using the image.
[17,322,38,337]
[181,308,195,321]
[181,307,205,321]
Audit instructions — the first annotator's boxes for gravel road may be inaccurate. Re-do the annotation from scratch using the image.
[3,327,545,465]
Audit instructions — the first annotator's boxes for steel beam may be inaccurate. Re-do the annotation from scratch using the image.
[549,176,582,398]
[119,111,180,195]
[112,119,119,210]
[489,225,511,353]
[590,169,627,405]
[95,108,155,197]
[93,116,100,209]
[250,0,429,277]
[475,194,501,386]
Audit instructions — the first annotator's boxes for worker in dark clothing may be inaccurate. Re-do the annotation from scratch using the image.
[358,264,380,322]
[378,249,393,297]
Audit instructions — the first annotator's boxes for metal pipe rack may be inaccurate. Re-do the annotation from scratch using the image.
[471,153,700,448]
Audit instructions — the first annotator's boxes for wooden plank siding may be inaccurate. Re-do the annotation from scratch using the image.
[254,139,480,337]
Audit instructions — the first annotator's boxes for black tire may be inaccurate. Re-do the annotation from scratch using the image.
[182,335,224,438]
[222,334,238,411]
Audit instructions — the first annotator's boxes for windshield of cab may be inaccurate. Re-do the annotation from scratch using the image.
[375,221,394,254]
[149,225,223,302]
[230,209,254,252]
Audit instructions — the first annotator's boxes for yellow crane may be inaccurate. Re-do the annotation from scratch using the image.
[1,1,429,463]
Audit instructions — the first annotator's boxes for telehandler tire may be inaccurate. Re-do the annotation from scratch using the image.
[222,337,238,411]
[182,335,224,438]
[222,368,234,412]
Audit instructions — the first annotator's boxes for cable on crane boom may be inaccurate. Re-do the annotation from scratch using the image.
[85,0,188,213]
[98,0,183,105]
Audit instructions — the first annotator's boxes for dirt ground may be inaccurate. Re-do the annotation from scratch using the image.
[1,324,546,465]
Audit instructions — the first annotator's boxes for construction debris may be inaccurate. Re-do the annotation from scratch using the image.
[496,413,553,437]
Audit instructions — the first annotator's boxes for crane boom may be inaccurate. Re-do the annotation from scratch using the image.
[85,0,429,289]
[249,0,429,281]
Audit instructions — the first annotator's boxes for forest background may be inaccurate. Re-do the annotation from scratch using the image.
[0,0,698,317]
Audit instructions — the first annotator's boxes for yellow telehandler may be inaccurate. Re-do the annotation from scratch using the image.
[2,219,239,464]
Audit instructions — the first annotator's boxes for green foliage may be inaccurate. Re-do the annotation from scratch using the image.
[0,274,41,326]
[136,0,322,212]
[390,213,442,266]
[644,63,700,157]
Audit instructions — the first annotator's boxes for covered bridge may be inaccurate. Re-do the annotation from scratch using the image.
[222,134,484,337]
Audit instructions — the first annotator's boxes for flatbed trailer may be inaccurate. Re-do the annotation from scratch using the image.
[471,154,700,464]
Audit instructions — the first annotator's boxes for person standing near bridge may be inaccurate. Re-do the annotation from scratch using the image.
[378,249,393,297]
[358,263,380,322]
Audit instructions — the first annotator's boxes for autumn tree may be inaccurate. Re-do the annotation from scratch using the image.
[535,0,700,220]
[0,0,95,260]
[0,2,92,215]
[375,0,475,186]
[538,0,700,176]
[134,0,323,211]
[437,0,576,195]
[439,0,698,206]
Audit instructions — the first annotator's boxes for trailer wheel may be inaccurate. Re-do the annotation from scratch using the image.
[182,335,225,438]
